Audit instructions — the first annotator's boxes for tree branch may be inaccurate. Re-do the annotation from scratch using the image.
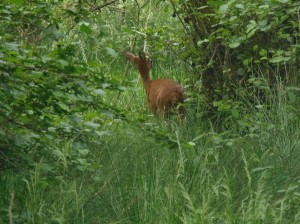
[91,0,118,12]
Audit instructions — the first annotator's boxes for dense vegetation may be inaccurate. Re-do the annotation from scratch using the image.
[1,0,300,223]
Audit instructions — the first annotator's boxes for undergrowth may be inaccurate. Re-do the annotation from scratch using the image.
[1,76,300,223]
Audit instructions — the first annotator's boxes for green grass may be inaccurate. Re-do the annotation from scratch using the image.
[1,68,300,223]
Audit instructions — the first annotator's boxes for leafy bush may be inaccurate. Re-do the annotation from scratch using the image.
[0,1,123,172]
[169,0,300,103]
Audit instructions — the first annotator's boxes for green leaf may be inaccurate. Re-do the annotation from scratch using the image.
[48,127,56,132]
[219,4,229,13]
[286,87,300,92]
[85,121,100,128]
[59,59,69,67]
[94,89,106,96]
[123,27,133,34]
[74,64,86,74]
[258,19,268,27]
[58,102,70,111]
[259,49,267,57]
[80,23,92,35]
[29,71,43,79]
[105,47,117,58]
[269,56,284,63]
[258,5,269,9]
[4,42,19,52]
[235,4,244,9]
[10,0,24,5]
[259,23,271,32]
[197,39,209,46]
[78,149,89,156]
[231,108,239,118]
[88,60,99,68]
[229,42,240,49]
[95,131,111,136]
[247,28,257,38]
[41,55,52,63]
[188,141,195,146]
[230,16,237,21]
[288,91,296,104]
[246,21,257,33]
[77,158,88,165]
[237,68,245,76]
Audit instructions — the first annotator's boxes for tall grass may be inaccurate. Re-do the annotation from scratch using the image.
[1,65,300,223]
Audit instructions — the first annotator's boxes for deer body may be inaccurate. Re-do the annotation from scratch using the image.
[125,51,184,121]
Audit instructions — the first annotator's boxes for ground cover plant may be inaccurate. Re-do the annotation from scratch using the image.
[1,0,300,223]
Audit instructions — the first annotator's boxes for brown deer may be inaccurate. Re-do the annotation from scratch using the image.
[124,51,185,123]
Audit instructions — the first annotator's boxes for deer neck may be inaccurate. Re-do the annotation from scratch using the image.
[137,66,151,95]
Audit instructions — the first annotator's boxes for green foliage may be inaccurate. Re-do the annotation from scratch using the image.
[1,0,300,223]
[168,0,300,105]
[0,1,123,172]
[2,106,300,223]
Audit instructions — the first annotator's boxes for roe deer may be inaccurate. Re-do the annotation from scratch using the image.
[125,51,185,123]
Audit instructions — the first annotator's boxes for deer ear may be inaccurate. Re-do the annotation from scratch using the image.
[146,58,152,70]
[139,51,152,69]
[138,51,144,59]
[139,51,144,58]
[124,52,136,62]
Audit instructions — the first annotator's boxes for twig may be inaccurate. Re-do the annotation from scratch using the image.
[9,191,15,224]
[169,0,190,34]
[298,6,300,33]
[91,0,118,12]
[143,0,152,52]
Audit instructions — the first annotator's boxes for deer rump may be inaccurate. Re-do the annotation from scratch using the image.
[147,79,184,118]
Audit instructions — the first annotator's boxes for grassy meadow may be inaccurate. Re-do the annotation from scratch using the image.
[1,63,300,224]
